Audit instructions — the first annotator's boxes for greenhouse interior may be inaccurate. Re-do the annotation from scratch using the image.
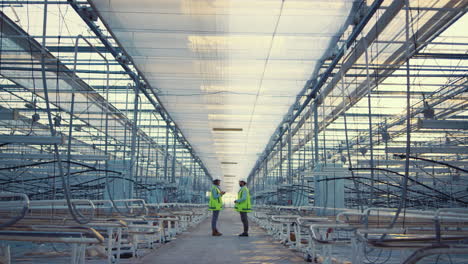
[0,0,467,263]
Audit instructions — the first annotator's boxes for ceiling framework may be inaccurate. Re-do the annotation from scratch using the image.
[0,1,212,203]
[0,0,466,210]
[247,0,468,208]
[1,4,468,262]
[0,1,466,264]
[90,0,357,189]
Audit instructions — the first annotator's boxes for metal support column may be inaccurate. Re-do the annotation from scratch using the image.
[287,123,292,185]
[313,102,319,164]
[171,134,177,183]
[164,123,170,181]
[279,136,283,183]
[128,83,140,198]
[364,38,375,204]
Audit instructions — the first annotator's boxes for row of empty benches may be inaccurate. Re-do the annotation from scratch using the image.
[251,205,468,264]
[0,192,208,264]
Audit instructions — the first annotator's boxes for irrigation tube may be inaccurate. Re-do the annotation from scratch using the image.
[386,0,413,232]
[339,59,363,211]
[403,245,468,264]
[66,34,111,223]
[0,192,29,228]
[71,35,141,218]
[394,154,468,174]
[39,0,90,224]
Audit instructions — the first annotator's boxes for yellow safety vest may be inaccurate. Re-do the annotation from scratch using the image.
[235,186,252,213]
[208,185,223,211]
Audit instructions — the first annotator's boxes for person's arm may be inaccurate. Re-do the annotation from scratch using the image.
[211,187,220,199]
[235,188,247,203]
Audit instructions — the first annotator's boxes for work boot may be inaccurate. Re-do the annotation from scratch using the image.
[238,232,248,237]
[212,229,222,236]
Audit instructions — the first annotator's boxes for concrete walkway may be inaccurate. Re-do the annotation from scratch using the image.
[137,208,305,264]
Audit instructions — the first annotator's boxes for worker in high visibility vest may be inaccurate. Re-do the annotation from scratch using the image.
[234,179,252,237]
[208,179,225,236]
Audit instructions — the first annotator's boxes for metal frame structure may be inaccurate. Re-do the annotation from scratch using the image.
[0,0,465,215]
[0,0,467,263]
[0,0,212,205]
[247,0,468,210]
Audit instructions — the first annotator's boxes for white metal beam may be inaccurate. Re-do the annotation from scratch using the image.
[0,135,65,145]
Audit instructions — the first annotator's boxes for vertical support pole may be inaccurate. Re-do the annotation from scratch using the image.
[79,244,86,264]
[164,123,170,181]
[136,135,142,197]
[145,128,152,188]
[189,160,194,201]
[401,0,412,211]
[363,38,375,204]
[39,0,83,223]
[264,158,268,191]
[171,132,177,183]
[279,136,283,183]
[107,227,113,264]
[321,105,327,164]
[313,102,319,164]
[194,167,198,202]
[116,228,122,263]
[303,136,306,169]
[287,123,292,185]
[194,165,198,192]
[122,84,130,167]
[287,123,293,205]
[155,119,160,181]
[71,244,78,264]
[0,245,11,264]
[387,0,412,229]
[128,83,140,199]
[180,165,183,190]
[340,65,362,209]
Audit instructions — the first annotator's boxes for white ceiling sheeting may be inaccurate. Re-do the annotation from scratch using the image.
[91,0,354,191]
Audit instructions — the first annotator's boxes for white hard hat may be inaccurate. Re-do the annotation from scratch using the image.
[239,179,247,183]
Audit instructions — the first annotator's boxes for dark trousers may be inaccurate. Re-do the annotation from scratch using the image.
[240,212,249,233]
[211,210,220,230]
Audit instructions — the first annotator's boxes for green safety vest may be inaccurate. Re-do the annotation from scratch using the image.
[235,186,252,213]
[208,185,223,211]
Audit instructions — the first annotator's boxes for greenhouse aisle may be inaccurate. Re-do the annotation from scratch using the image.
[137,209,305,264]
